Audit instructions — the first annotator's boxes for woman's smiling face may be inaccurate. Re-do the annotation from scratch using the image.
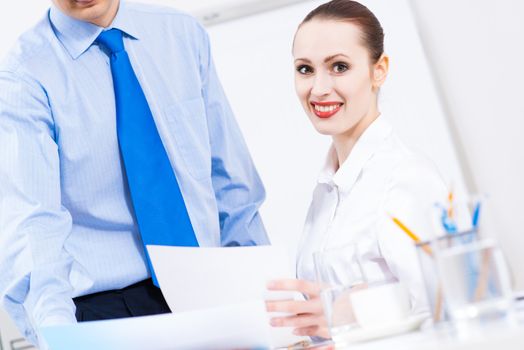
[293,19,387,138]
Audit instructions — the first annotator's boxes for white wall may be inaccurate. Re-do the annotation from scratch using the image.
[0,2,49,58]
[409,0,524,290]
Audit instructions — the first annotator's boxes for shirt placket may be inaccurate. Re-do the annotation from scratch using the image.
[320,184,342,251]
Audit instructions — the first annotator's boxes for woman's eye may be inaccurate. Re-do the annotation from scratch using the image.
[297,65,313,75]
[333,62,349,73]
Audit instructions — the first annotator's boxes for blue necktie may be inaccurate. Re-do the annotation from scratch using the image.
[96,29,199,286]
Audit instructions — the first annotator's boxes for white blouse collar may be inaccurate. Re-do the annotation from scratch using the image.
[317,116,393,193]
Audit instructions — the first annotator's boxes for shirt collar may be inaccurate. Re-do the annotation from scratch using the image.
[49,0,140,60]
[317,116,393,193]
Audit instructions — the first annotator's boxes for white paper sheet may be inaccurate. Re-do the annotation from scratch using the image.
[42,300,271,350]
[41,246,306,349]
[147,245,306,348]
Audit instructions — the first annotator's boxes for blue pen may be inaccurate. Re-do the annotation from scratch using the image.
[439,205,457,234]
[472,201,481,229]
[434,203,455,234]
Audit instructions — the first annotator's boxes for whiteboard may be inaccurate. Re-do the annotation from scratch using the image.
[207,0,469,256]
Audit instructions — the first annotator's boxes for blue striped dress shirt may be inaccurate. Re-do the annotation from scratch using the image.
[0,1,268,344]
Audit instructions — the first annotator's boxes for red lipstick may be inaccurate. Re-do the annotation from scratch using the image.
[311,101,343,119]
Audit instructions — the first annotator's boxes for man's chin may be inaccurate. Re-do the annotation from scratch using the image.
[73,0,98,6]
[71,5,108,24]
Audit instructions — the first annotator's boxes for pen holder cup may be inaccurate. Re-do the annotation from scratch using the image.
[416,230,477,324]
[417,231,514,328]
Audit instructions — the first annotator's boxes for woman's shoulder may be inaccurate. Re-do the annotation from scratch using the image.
[371,130,448,238]
[366,129,446,194]
[368,129,435,172]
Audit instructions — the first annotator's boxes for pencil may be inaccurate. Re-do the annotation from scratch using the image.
[390,215,432,256]
[473,249,491,302]
[389,214,443,321]
[447,188,454,219]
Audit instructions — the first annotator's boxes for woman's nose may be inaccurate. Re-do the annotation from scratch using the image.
[311,73,333,97]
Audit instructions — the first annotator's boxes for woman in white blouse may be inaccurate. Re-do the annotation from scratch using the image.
[266,0,447,339]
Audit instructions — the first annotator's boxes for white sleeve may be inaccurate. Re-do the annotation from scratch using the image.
[376,156,447,313]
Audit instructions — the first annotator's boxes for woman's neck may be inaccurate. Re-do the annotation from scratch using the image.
[332,109,381,170]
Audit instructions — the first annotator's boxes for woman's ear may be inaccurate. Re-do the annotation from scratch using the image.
[372,53,389,90]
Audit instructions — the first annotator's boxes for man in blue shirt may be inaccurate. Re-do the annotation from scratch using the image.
[0,0,269,347]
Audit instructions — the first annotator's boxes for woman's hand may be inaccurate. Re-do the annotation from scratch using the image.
[265,279,330,339]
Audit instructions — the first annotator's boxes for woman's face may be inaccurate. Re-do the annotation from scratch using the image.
[293,19,388,138]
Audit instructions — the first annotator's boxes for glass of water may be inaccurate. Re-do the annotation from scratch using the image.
[313,243,366,345]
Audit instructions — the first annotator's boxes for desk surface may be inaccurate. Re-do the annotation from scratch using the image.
[308,307,524,350]
[347,320,524,350]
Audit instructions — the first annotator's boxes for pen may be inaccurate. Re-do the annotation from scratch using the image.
[286,340,311,349]
[435,202,457,234]
[472,201,481,229]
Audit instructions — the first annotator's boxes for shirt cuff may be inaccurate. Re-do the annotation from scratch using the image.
[39,312,77,327]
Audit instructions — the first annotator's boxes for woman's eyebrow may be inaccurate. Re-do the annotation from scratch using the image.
[324,53,350,63]
[294,58,312,63]
[294,54,351,64]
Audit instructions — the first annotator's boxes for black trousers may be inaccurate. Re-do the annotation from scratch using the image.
[73,279,171,322]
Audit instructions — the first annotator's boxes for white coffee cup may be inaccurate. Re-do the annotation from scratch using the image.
[350,281,411,328]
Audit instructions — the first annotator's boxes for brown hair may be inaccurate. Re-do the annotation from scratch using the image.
[300,0,384,63]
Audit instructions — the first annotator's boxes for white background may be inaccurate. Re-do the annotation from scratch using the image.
[1,0,523,347]
[409,0,524,293]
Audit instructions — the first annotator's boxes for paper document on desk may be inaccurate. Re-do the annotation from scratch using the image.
[147,245,306,349]
[42,300,270,350]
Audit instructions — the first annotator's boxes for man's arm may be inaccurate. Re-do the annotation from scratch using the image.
[0,71,77,346]
[196,25,270,247]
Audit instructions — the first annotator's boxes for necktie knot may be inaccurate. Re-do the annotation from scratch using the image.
[96,28,125,54]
